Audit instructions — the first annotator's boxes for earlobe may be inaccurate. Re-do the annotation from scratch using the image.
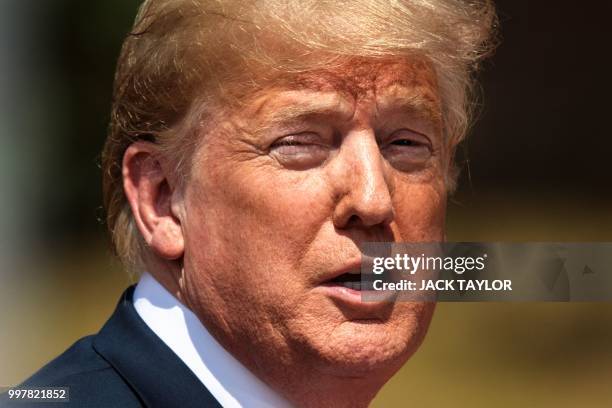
[123,142,185,261]
[149,217,185,260]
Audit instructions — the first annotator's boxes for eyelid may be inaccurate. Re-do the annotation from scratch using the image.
[386,128,432,147]
[268,131,331,170]
[270,132,324,148]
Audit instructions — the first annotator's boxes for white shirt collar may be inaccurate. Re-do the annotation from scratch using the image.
[133,272,292,408]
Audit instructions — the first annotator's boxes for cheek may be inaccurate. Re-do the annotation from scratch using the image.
[184,159,335,284]
[392,180,447,241]
[226,168,334,245]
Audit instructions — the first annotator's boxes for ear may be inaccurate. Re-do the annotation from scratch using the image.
[122,141,184,261]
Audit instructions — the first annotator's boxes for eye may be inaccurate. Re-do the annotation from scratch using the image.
[391,139,421,147]
[382,129,433,170]
[271,137,311,153]
[269,133,330,170]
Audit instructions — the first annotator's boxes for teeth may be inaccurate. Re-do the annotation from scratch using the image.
[341,281,356,290]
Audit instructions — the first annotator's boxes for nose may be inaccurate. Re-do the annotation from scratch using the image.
[332,130,394,229]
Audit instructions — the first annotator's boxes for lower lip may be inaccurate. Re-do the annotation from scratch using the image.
[316,283,395,307]
[320,283,362,301]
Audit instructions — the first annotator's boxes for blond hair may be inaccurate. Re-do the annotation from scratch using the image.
[102,0,497,272]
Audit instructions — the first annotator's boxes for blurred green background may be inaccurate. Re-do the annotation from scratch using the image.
[1,1,611,406]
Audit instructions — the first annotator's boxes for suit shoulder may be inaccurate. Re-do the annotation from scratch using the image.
[5,336,142,407]
[21,336,108,387]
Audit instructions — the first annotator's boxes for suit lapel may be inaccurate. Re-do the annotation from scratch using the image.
[93,287,222,408]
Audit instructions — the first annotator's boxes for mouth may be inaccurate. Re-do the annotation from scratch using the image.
[316,267,394,308]
[322,271,375,292]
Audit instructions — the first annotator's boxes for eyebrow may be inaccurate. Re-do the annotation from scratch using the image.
[255,92,355,130]
[375,86,442,123]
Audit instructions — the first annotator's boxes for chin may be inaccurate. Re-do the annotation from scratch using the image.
[311,303,435,377]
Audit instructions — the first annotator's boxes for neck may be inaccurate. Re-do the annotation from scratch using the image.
[146,261,187,303]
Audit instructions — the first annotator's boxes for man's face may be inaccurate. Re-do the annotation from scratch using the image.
[180,57,447,378]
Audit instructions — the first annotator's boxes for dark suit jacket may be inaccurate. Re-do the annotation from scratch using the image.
[0,287,222,407]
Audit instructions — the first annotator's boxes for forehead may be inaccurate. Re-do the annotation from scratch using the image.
[239,56,442,125]
[284,57,439,99]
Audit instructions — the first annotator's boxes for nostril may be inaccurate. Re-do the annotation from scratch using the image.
[346,214,361,227]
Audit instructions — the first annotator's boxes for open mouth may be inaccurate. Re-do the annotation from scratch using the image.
[324,272,375,291]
